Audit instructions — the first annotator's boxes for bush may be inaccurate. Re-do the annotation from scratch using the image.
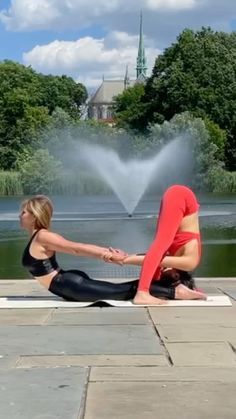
[148,112,221,191]
[17,149,63,194]
[54,171,110,195]
[0,171,23,195]
[207,167,236,193]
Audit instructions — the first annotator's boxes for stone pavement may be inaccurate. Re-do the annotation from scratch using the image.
[0,278,236,419]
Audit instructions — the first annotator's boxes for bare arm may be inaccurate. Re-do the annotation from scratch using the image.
[37,230,113,259]
[103,249,145,265]
[160,255,198,271]
[121,253,198,271]
[105,239,199,271]
[121,253,197,271]
[122,254,145,266]
[119,239,199,271]
[160,240,199,271]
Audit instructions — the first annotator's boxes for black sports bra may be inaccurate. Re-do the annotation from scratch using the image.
[22,230,59,277]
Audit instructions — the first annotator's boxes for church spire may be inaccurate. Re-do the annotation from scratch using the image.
[136,10,147,81]
[124,64,130,89]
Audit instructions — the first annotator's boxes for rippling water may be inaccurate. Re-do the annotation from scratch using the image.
[0,194,235,278]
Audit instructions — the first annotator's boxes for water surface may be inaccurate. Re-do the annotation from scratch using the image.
[0,194,235,278]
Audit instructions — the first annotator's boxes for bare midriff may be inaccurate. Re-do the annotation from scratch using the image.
[34,270,59,289]
[178,212,200,234]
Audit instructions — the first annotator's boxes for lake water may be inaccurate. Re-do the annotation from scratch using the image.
[0,194,235,279]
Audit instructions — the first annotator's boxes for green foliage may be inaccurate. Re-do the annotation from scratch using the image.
[203,117,227,161]
[38,74,87,118]
[0,146,18,170]
[49,106,74,128]
[148,112,221,190]
[54,171,111,195]
[0,60,87,170]
[0,171,23,195]
[113,84,147,130]
[17,149,63,194]
[142,28,236,169]
[207,167,236,192]
[44,115,138,163]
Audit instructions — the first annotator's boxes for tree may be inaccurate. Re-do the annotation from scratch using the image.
[113,83,147,130]
[203,117,227,162]
[148,112,222,191]
[38,74,87,118]
[0,60,87,169]
[0,61,50,169]
[143,28,236,169]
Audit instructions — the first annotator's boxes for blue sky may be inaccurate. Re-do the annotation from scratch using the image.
[0,0,235,89]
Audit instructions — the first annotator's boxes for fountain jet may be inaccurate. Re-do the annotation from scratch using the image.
[79,137,191,215]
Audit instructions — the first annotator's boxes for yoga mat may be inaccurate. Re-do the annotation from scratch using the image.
[0,295,232,308]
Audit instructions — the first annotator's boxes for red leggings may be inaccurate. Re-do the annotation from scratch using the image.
[138,185,200,292]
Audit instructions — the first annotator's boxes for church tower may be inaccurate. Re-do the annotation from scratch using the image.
[88,12,148,120]
[136,10,147,82]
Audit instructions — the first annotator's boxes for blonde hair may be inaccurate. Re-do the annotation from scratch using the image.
[21,195,53,230]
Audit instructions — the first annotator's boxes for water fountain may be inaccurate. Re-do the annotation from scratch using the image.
[79,137,192,215]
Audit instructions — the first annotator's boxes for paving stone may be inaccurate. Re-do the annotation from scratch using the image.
[0,280,42,297]
[0,285,34,297]
[0,367,87,419]
[16,354,168,368]
[85,382,236,419]
[0,309,52,325]
[0,355,18,369]
[197,279,236,285]
[219,288,236,300]
[195,286,222,294]
[194,280,224,294]
[47,308,151,325]
[1,279,236,419]
[90,366,236,382]
[149,306,236,325]
[165,342,236,366]
[158,324,236,342]
[0,325,162,356]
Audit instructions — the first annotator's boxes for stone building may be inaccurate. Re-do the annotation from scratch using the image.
[88,12,147,121]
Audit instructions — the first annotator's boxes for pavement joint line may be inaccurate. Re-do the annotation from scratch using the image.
[162,340,232,343]
[88,379,236,383]
[11,357,21,369]
[78,367,90,419]
[228,342,236,355]
[146,308,173,366]
[41,308,54,324]
[218,288,235,301]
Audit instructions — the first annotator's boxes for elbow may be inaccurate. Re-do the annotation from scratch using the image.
[186,259,199,271]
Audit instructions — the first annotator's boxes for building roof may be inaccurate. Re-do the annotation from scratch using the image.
[89,80,135,104]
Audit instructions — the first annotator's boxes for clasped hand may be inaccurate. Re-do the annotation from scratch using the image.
[102,247,128,265]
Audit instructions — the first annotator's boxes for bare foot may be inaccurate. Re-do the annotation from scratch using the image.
[133,291,166,305]
[175,284,207,300]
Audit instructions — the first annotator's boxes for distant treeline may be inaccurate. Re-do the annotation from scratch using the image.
[113,27,236,172]
[0,26,235,195]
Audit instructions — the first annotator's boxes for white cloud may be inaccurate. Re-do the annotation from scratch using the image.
[0,0,199,31]
[23,31,160,89]
[2,0,235,90]
[0,0,61,31]
[146,0,196,11]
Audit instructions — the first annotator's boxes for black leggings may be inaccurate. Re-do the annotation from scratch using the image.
[48,269,175,302]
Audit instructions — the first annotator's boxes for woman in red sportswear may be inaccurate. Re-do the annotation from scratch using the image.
[135,185,202,304]
[107,185,204,305]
